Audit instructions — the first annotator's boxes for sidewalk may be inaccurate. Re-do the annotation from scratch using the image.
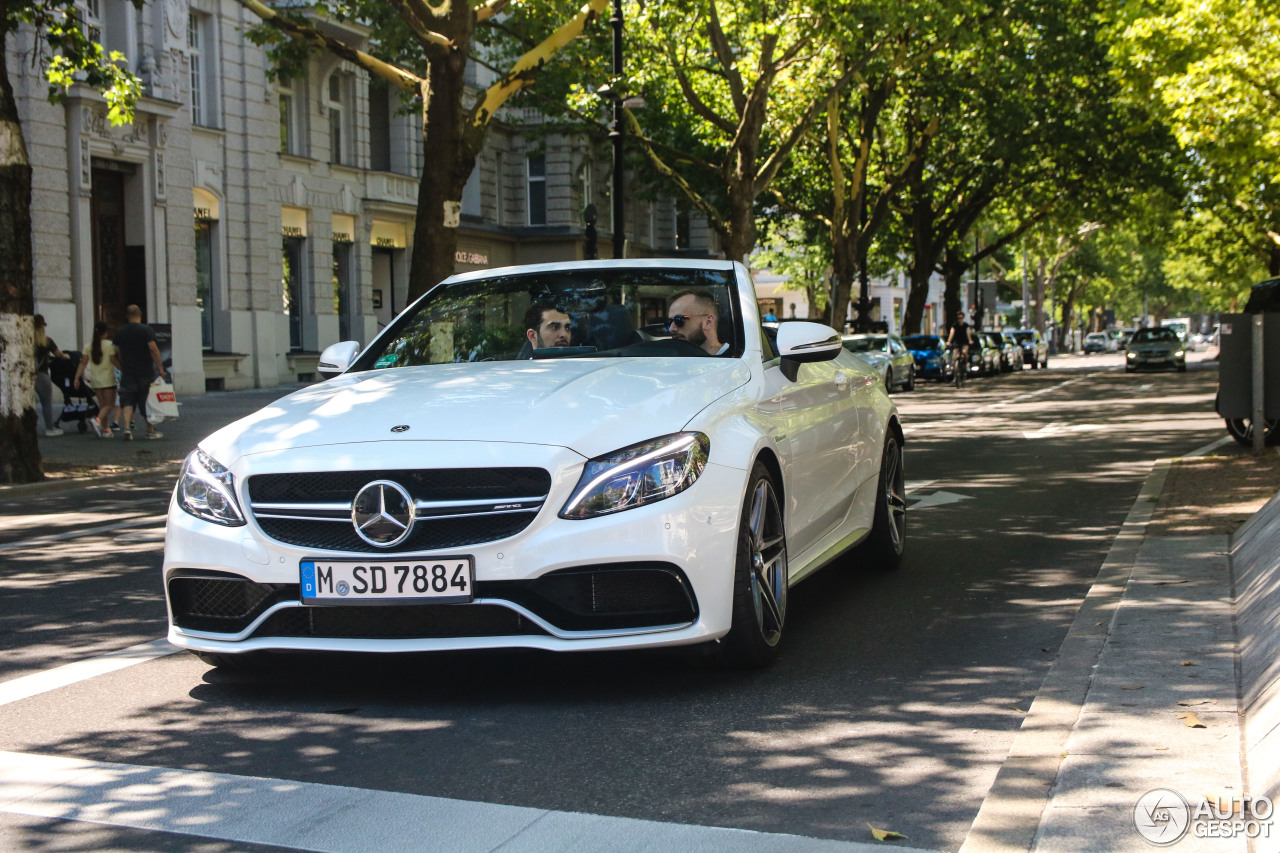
[965,438,1279,852]
[16,383,309,491]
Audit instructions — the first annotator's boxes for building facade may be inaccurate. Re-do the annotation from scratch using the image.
[11,0,717,396]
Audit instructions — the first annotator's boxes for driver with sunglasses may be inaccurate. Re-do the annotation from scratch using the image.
[667,289,728,356]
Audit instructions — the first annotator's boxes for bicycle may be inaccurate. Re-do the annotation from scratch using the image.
[952,348,969,388]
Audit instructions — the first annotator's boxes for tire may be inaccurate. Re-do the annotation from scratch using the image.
[717,462,789,667]
[903,367,915,392]
[1225,417,1280,448]
[77,420,88,434]
[856,433,906,569]
[1177,364,1187,373]
[884,370,893,394]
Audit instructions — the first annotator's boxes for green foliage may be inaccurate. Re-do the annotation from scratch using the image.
[13,0,144,126]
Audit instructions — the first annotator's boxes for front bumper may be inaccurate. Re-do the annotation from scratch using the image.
[163,442,747,656]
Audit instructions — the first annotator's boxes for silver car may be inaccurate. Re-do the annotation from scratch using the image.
[1125,327,1186,372]
[842,333,916,392]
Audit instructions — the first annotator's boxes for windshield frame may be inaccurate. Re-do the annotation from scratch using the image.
[347,263,748,372]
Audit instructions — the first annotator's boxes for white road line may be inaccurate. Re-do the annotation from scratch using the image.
[1185,434,1233,458]
[0,516,167,554]
[0,751,937,853]
[0,640,176,708]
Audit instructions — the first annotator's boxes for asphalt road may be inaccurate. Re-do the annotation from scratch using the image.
[0,352,1226,852]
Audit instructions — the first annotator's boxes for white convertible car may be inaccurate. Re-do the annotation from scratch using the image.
[164,259,905,667]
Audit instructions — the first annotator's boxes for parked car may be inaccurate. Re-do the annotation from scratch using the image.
[1084,332,1109,353]
[1125,326,1186,372]
[998,332,1021,372]
[902,334,952,381]
[841,333,916,392]
[970,333,1001,376]
[163,259,906,670]
[1010,329,1049,369]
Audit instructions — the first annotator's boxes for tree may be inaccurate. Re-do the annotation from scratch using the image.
[1,0,141,484]
[894,0,1172,335]
[615,0,866,263]
[1111,0,1280,276]
[238,0,609,298]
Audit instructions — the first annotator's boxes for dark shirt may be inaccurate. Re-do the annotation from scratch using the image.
[948,323,973,349]
[113,322,158,379]
[35,337,59,374]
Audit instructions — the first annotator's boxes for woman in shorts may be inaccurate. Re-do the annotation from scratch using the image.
[74,321,119,438]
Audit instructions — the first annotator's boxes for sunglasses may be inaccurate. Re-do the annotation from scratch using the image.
[667,313,711,329]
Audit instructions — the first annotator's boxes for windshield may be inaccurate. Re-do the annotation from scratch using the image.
[842,336,887,353]
[903,335,941,349]
[1012,331,1036,343]
[1131,328,1179,344]
[351,267,741,370]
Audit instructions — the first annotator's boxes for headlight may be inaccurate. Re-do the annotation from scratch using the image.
[1174,350,1185,358]
[177,449,246,526]
[1126,351,1136,359]
[560,433,709,520]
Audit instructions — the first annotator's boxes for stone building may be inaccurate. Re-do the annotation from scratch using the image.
[10,0,716,396]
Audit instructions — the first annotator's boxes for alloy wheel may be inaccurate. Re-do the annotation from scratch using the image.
[746,477,787,646]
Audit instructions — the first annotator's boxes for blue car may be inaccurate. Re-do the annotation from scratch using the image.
[903,334,952,380]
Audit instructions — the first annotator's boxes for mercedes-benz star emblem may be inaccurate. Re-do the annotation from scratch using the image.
[351,480,416,547]
[391,424,410,433]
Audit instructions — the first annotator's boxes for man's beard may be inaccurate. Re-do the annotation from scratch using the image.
[682,325,707,348]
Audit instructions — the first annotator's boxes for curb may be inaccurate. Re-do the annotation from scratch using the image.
[0,463,181,498]
[959,434,1233,851]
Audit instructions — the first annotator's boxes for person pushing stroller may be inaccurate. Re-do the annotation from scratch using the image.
[74,321,119,438]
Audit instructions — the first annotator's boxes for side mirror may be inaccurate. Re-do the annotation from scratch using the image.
[318,341,361,378]
[775,322,842,381]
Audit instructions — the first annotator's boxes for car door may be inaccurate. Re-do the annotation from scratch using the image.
[760,354,860,558]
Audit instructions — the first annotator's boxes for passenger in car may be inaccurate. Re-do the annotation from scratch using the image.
[667,289,729,355]
[524,302,572,349]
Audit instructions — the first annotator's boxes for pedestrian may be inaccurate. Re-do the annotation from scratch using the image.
[110,304,168,440]
[33,314,68,437]
[73,321,119,438]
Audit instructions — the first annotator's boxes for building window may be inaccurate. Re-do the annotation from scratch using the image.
[279,77,300,155]
[527,153,546,226]
[368,78,391,172]
[461,167,481,218]
[675,201,691,250]
[580,159,593,221]
[195,219,215,349]
[328,73,352,166]
[82,0,102,44]
[333,242,353,341]
[495,153,507,226]
[283,236,305,350]
[188,14,204,125]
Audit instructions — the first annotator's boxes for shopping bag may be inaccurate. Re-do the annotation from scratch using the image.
[147,379,179,424]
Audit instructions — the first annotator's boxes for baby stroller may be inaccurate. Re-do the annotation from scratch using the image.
[49,355,99,434]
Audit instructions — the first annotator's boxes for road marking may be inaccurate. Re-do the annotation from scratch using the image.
[908,490,973,510]
[1022,423,1107,439]
[1185,435,1232,458]
[0,515,167,554]
[0,640,176,708]
[0,751,933,853]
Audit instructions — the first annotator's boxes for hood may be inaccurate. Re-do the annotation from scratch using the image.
[201,358,751,465]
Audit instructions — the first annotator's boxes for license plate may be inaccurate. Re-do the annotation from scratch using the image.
[300,557,474,605]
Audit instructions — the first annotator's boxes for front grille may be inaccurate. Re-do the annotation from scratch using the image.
[246,467,551,552]
[168,576,296,633]
[256,514,535,553]
[254,603,547,639]
[248,469,550,504]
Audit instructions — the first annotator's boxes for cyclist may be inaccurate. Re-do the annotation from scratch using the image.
[946,311,974,387]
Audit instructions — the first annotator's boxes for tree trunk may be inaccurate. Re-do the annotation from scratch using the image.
[902,185,933,335]
[941,246,966,333]
[1270,243,1280,277]
[0,21,43,484]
